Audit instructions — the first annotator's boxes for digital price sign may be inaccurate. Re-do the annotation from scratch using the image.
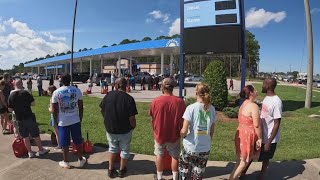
[183,0,242,54]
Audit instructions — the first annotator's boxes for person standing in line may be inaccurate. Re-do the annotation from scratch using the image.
[100,74,106,94]
[229,79,234,90]
[100,77,138,178]
[240,78,282,180]
[149,78,186,180]
[1,73,13,134]
[36,75,43,96]
[130,75,136,90]
[52,74,86,168]
[179,83,217,180]
[48,85,61,150]
[111,74,116,91]
[49,74,54,86]
[229,85,262,180]
[0,80,10,134]
[27,77,33,94]
[8,79,50,158]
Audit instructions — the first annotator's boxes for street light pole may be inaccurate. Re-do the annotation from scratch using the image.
[304,0,314,108]
[70,0,78,85]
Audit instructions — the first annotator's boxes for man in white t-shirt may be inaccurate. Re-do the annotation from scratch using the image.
[52,74,86,169]
[241,78,282,179]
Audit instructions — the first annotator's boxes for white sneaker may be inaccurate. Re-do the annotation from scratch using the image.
[38,148,50,155]
[59,161,71,169]
[79,157,87,168]
[28,151,36,158]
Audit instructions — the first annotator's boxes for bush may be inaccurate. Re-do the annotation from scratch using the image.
[223,107,239,118]
[204,60,228,110]
[185,97,196,106]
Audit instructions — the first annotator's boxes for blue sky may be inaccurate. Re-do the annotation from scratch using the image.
[0,0,319,73]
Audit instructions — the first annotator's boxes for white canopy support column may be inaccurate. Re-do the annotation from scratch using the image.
[55,64,58,77]
[100,55,103,73]
[170,54,173,75]
[45,65,48,76]
[80,58,83,73]
[129,56,132,75]
[65,62,68,73]
[90,56,93,76]
[118,55,121,77]
[161,52,164,75]
[37,66,40,74]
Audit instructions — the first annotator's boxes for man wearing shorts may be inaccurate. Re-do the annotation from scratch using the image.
[241,78,282,179]
[52,74,86,168]
[100,77,138,178]
[8,79,49,158]
[149,78,186,180]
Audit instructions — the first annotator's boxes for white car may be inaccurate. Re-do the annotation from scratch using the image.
[313,80,320,88]
[185,75,204,82]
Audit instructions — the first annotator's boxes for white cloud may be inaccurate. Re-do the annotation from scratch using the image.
[168,18,180,36]
[311,8,320,14]
[0,24,5,32]
[147,10,170,24]
[42,32,66,41]
[0,18,68,69]
[245,8,287,28]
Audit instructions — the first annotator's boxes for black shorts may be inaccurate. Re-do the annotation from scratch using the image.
[17,115,40,138]
[258,143,277,161]
[0,107,8,114]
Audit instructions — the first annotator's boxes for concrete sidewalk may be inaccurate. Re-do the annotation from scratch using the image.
[0,133,319,180]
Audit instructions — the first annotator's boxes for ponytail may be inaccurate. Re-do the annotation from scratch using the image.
[196,83,211,111]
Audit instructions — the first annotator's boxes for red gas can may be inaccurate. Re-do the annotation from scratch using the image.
[12,138,28,158]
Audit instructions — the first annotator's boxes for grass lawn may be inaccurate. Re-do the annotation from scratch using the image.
[32,84,320,161]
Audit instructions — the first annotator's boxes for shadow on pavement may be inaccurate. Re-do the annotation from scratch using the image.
[206,160,306,179]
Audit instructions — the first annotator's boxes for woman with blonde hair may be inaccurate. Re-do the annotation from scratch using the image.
[179,83,217,180]
[229,85,262,180]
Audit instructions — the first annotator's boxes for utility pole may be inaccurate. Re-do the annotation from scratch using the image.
[304,0,314,108]
[70,0,78,85]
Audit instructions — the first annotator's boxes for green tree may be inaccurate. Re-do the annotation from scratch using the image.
[246,30,260,78]
[171,34,180,39]
[204,60,228,110]
[119,39,131,45]
[111,43,117,46]
[67,51,72,54]
[155,36,167,40]
[142,37,152,41]
[102,45,108,48]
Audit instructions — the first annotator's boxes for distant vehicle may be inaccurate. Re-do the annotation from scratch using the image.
[185,75,204,82]
[313,80,320,88]
[39,74,49,80]
[93,73,111,86]
[136,72,151,83]
[72,73,90,83]
[20,73,30,80]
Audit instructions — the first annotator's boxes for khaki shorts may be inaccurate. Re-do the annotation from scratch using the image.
[154,140,180,158]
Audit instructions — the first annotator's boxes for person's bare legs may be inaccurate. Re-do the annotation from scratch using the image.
[62,147,69,162]
[229,159,248,180]
[34,136,44,151]
[120,158,128,170]
[1,113,9,132]
[171,157,179,180]
[156,155,164,172]
[257,160,269,180]
[76,144,84,160]
[53,126,60,147]
[109,153,117,170]
[241,159,253,177]
[229,158,240,180]
[23,137,32,152]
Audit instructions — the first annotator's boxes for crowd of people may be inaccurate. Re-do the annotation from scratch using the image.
[0,71,282,180]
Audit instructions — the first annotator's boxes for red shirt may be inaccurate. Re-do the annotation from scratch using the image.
[149,95,186,144]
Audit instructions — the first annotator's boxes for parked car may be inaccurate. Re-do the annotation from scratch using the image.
[21,73,31,80]
[136,72,151,83]
[185,75,204,82]
[72,73,90,83]
[93,73,111,86]
[313,80,320,88]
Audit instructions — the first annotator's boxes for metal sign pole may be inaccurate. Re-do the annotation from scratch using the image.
[239,0,247,102]
[179,0,185,98]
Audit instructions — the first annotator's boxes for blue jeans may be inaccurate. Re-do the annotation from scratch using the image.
[106,130,133,159]
[37,86,42,96]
